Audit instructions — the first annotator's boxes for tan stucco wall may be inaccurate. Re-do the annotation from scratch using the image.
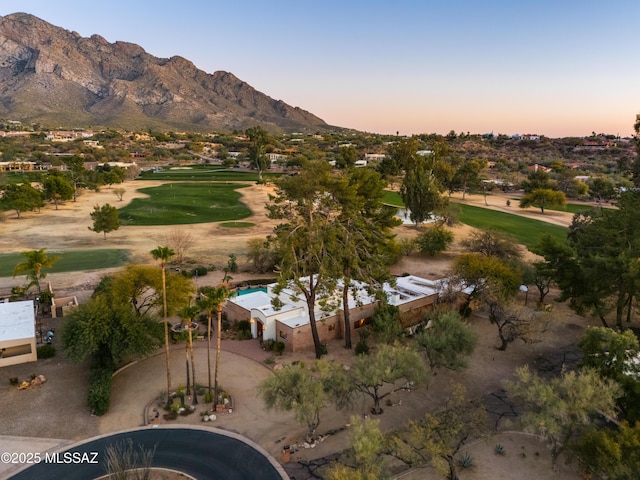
[0,337,37,367]
[225,302,251,323]
[275,315,342,353]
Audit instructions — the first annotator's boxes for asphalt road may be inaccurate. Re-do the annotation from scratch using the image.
[9,427,288,480]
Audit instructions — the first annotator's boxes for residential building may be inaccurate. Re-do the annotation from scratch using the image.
[225,275,455,353]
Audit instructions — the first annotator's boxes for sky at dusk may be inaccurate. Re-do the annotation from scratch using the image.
[1,1,639,137]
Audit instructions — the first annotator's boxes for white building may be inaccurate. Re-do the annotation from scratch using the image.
[225,275,452,353]
[0,301,37,367]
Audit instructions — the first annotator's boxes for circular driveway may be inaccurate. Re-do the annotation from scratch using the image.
[9,426,288,480]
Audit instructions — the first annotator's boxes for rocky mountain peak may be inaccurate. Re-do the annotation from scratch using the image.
[0,12,330,133]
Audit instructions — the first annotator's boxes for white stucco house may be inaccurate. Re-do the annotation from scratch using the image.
[225,275,454,352]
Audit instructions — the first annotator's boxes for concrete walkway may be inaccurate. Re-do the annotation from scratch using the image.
[98,338,305,457]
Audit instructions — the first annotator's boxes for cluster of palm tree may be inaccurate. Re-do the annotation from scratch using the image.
[151,246,229,408]
[13,245,231,409]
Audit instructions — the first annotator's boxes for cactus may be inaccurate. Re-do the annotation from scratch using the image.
[458,452,473,468]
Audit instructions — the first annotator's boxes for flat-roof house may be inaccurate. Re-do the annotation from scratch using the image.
[0,161,40,172]
[225,275,449,353]
[0,301,37,367]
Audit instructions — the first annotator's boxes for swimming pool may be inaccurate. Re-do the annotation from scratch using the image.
[237,286,268,296]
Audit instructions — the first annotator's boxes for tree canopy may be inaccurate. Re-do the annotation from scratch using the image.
[246,126,270,183]
[95,264,194,317]
[415,309,478,373]
[390,384,486,480]
[42,171,74,209]
[2,182,43,218]
[505,365,621,464]
[61,296,161,370]
[267,161,351,357]
[259,359,351,442]
[578,326,640,421]
[351,343,428,414]
[519,188,566,214]
[89,203,120,239]
[535,191,640,328]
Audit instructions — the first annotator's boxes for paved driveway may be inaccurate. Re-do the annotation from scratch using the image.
[9,426,288,480]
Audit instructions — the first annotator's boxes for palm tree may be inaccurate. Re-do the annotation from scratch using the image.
[197,285,229,406]
[13,248,60,294]
[150,246,175,408]
[178,305,200,405]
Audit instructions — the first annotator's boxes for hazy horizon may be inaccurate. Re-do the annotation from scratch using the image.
[1,1,638,138]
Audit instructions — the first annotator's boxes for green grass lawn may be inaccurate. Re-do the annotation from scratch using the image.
[138,166,281,182]
[119,183,252,226]
[383,190,567,248]
[457,204,567,248]
[383,190,404,207]
[0,249,130,278]
[551,203,597,214]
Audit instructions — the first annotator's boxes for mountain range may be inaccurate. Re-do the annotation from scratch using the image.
[0,12,331,133]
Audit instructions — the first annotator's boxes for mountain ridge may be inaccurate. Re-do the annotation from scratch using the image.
[0,12,331,133]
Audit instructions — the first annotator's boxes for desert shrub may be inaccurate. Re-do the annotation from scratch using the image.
[355,340,370,356]
[221,312,230,331]
[237,330,252,340]
[398,237,417,256]
[9,377,19,385]
[172,330,190,343]
[264,355,276,365]
[236,320,252,340]
[37,344,56,359]
[38,290,54,312]
[371,304,404,343]
[203,390,213,403]
[416,226,454,256]
[273,341,285,355]
[163,411,178,420]
[190,266,208,277]
[262,339,275,351]
[88,368,113,416]
[458,452,473,468]
[10,285,27,301]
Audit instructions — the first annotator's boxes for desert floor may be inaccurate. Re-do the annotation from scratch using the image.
[0,180,592,479]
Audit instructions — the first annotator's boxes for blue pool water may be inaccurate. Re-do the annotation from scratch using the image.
[237,287,268,296]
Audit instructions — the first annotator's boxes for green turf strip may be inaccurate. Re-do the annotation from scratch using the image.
[0,249,130,278]
[118,183,252,226]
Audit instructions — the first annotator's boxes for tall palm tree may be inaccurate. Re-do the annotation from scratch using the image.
[197,285,229,405]
[150,246,175,408]
[178,305,200,405]
[13,248,60,294]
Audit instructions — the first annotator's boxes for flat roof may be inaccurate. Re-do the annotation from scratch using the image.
[0,301,35,341]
